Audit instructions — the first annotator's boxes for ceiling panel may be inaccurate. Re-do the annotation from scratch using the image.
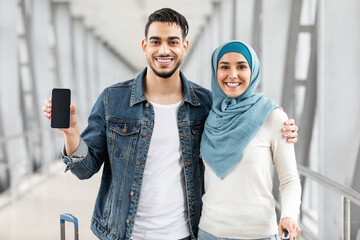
[69,0,218,71]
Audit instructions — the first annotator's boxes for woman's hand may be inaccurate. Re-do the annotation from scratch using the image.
[278,217,301,240]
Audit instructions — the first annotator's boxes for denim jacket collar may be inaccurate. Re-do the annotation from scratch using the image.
[130,68,200,107]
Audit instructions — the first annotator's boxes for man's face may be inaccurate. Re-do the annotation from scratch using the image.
[142,22,189,79]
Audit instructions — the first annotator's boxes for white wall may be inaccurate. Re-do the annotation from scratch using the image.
[262,0,292,104]
[0,0,136,202]
[319,0,360,238]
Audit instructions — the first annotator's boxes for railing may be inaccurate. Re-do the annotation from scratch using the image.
[276,165,360,240]
[297,165,360,240]
[0,128,61,208]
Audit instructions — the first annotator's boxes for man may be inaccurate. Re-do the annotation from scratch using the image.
[43,8,298,240]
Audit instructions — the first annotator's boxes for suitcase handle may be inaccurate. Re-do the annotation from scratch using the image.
[60,213,79,240]
[60,213,78,228]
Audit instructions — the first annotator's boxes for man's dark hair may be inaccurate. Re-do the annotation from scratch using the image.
[145,8,189,39]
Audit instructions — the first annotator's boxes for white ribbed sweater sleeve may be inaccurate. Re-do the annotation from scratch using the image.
[270,109,302,222]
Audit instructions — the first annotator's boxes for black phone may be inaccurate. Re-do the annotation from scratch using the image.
[51,88,71,128]
[282,229,290,240]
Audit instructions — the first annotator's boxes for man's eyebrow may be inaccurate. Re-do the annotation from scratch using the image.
[168,36,180,40]
[148,36,180,41]
[149,36,161,40]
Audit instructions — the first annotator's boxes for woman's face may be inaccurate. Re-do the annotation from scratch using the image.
[217,52,251,98]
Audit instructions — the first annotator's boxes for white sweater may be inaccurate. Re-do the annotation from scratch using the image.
[199,109,301,239]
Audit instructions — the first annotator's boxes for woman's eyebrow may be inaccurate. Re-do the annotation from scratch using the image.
[219,61,248,64]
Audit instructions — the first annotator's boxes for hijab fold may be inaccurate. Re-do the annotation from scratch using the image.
[200,41,278,179]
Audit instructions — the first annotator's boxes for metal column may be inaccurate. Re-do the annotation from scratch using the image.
[272,0,319,226]
[0,108,9,193]
[17,0,43,173]
[251,0,263,91]
[351,143,360,239]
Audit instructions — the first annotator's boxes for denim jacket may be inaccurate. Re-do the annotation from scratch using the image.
[61,68,212,240]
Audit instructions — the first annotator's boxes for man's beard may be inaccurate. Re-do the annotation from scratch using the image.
[148,58,182,79]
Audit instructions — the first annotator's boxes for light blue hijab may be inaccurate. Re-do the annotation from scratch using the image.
[200,41,278,179]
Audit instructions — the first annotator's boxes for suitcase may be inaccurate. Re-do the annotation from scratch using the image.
[60,213,79,240]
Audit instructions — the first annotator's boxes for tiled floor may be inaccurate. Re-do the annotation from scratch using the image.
[0,162,101,240]
[0,163,311,240]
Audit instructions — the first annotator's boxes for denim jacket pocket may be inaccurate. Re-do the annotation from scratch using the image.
[109,119,140,159]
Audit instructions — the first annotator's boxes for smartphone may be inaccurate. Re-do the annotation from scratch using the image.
[51,88,71,128]
[282,229,290,240]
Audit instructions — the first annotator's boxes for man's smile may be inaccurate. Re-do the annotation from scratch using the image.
[155,57,174,66]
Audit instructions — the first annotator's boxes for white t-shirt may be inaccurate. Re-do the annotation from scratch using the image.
[131,100,190,240]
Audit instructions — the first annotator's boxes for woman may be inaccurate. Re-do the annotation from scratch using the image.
[199,41,302,240]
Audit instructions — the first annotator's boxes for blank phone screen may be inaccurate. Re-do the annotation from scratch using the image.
[51,88,71,128]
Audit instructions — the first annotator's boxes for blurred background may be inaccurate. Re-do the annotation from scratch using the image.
[0,0,359,239]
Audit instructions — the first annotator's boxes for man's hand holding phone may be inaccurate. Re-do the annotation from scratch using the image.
[42,88,80,156]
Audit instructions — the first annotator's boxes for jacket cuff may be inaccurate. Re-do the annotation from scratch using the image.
[60,139,88,172]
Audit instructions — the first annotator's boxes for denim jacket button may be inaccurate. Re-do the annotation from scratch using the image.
[145,103,150,108]
[141,131,147,137]
[125,219,130,224]
[136,161,141,166]
[130,191,135,196]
